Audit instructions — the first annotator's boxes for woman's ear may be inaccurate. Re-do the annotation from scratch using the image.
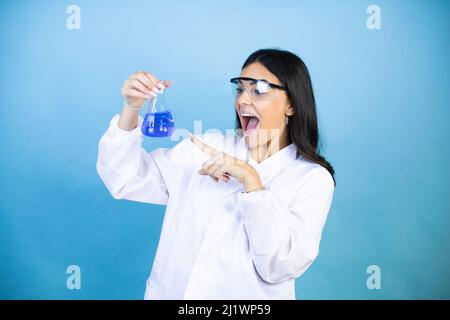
[285,104,295,117]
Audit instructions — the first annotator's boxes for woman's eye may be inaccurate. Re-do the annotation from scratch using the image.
[254,89,266,96]
[236,88,244,94]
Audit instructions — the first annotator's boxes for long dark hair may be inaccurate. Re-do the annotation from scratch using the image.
[236,48,335,185]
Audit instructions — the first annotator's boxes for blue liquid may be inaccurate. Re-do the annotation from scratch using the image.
[141,110,175,137]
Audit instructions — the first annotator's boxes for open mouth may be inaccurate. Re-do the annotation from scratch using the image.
[241,113,260,134]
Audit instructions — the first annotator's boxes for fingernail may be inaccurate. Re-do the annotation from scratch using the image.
[148,91,157,97]
[152,87,161,94]
[157,82,165,90]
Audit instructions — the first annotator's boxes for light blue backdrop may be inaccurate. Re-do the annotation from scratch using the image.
[0,0,448,299]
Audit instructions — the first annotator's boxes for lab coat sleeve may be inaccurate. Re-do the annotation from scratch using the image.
[236,166,335,284]
[96,114,191,205]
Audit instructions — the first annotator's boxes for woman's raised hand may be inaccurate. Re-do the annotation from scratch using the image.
[121,71,172,111]
[118,71,172,131]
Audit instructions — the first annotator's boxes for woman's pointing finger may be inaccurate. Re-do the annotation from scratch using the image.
[188,134,221,157]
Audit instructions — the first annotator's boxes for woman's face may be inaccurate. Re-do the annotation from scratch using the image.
[235,62,294,150]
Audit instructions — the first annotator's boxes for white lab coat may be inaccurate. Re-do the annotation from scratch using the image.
[96,114,335,300]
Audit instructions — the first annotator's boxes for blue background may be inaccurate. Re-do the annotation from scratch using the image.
[0,0,449,299]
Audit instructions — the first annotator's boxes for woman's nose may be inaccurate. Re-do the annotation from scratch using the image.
[236,88,253,105]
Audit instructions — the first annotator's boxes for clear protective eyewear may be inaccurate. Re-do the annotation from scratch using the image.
[230,77,287,101]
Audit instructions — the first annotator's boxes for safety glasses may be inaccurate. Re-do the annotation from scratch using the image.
[230,77,287,101]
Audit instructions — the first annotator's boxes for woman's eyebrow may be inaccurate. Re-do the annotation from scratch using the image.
[239,77,267,84]
[242,77,269,82]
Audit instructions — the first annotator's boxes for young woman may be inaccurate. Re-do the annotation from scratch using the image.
[97,49,335,299]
